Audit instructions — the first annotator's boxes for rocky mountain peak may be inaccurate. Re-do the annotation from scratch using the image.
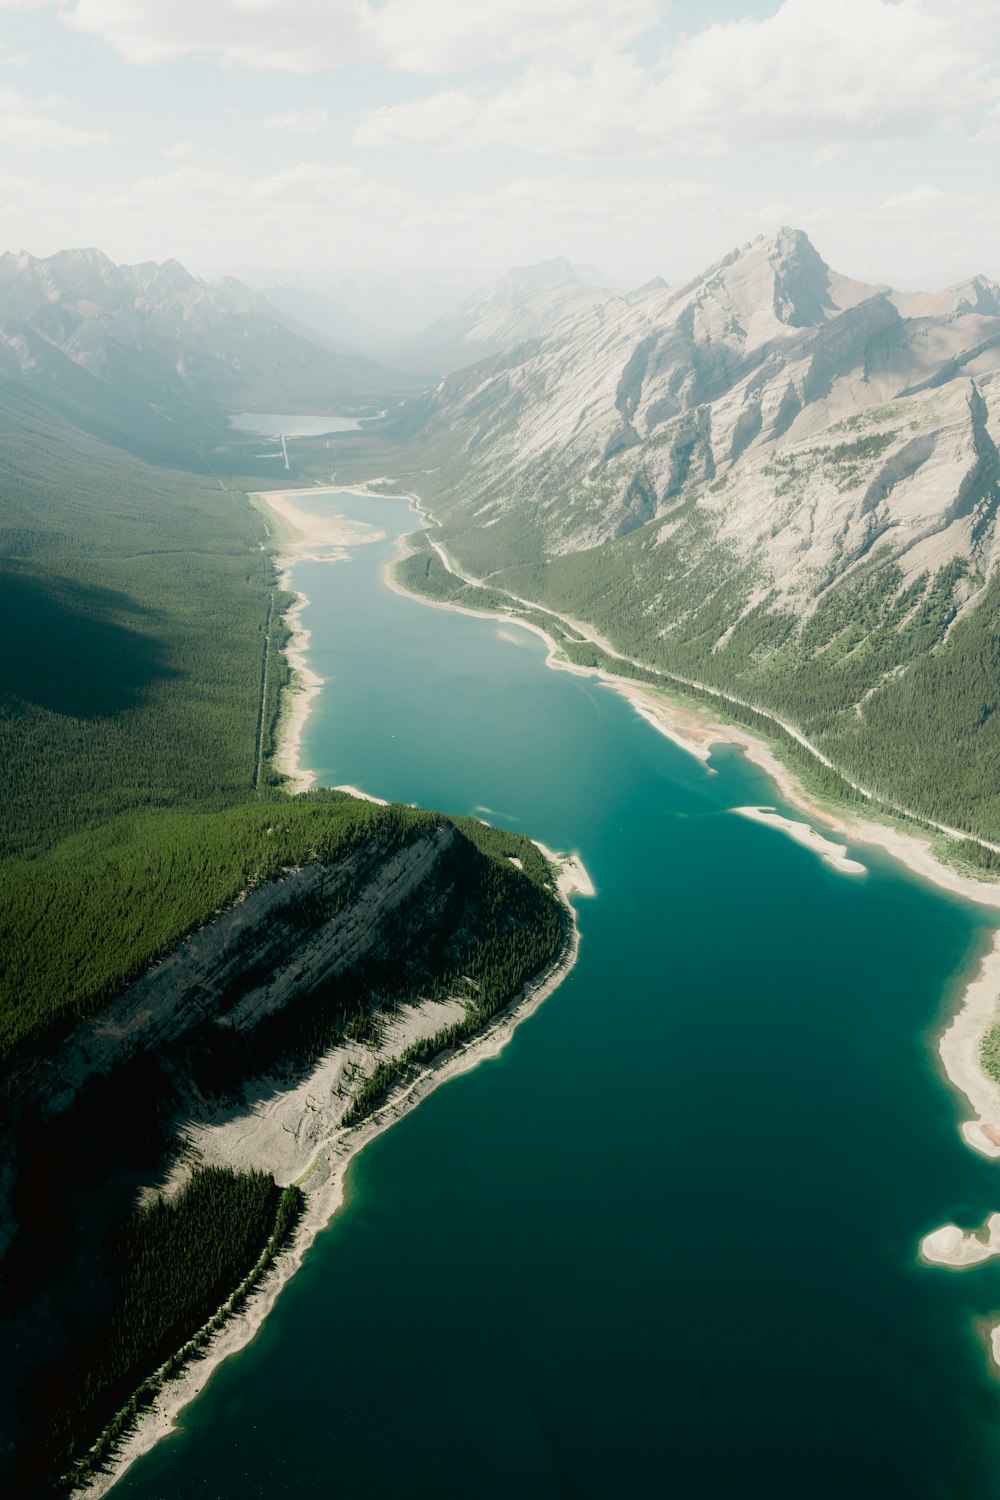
[491,256,590,299]
[951,275,1000,318]
[627,275,669,302]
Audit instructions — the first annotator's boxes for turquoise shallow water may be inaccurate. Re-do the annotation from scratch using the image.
[121,493,1000,1498]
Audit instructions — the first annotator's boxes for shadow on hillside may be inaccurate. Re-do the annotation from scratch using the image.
[0,566,175,719]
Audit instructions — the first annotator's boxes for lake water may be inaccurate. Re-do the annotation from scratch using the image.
[227,414,362,437]
[120,491,1000,1498]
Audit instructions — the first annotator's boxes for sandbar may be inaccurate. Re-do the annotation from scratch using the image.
[732,806,866,875]
[532,840,596,900]
[921,1214,1000,1267]
[255,486,383,563]
[938,932,1000,1160]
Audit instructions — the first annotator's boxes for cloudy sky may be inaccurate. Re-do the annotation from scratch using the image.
[2,0,999,289]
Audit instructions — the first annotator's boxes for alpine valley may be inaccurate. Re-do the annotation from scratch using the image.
[8,222,1000,1500]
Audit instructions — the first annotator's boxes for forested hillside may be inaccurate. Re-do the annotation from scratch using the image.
[0,381,286,858]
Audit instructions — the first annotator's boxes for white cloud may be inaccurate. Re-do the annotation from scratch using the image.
[0,172,43,198]
[0,86,111,148]
[263,107,329,135]
[365,0,656,72]
[53,147,710,284]
[58,0,655,73]
[161,140,241,170]
[791,184,1000,289]
[808,145,844,170]
[356,0,1000,156]
[356,57,651,155]
[397,174,714,276]
[115,157,404,247]
[61,0,368,70]
[744,201,797,225]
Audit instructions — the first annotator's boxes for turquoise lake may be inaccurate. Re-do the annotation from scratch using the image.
[121,491,1000,1498]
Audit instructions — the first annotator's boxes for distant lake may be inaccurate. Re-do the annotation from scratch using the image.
[227,413,362,437]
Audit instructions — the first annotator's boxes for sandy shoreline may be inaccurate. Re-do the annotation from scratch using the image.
[270,589,323,794]
[388,527,1000,907]
[268,489,1000,1056]
[255,487,384,794]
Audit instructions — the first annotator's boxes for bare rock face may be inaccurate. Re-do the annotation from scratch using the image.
[35,825,457,1121]
[0,825,463,1259]
[416,228,1000,613]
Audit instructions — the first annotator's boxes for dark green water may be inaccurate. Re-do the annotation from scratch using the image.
[121,493,1000,1498]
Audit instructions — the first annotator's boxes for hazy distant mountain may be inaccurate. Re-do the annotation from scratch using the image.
[232,264,488,364]
[0,248,423,457]
[393,256,616,374]
[254,284,402,359]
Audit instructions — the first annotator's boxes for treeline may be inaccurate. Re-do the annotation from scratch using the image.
[982,1024,1000,1087]
[340,823,564,1126]
[26,1167,301,1494]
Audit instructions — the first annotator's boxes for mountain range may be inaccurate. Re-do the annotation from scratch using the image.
[0,248,421,459]
[253,256,614,375]
[6,228,1000,837]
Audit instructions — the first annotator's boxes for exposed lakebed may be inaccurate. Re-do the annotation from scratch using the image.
[119,491,1000,1498]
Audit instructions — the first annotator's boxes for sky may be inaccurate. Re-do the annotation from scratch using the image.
[1,0,999,291]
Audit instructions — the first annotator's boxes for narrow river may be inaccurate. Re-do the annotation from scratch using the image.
[121,491,1000,1498]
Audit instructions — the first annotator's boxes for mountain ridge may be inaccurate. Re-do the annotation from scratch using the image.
[0,248,424,459]
[369,227,1000,844]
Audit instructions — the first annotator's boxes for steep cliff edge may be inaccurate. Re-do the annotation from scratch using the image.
[0,805,569,1498]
